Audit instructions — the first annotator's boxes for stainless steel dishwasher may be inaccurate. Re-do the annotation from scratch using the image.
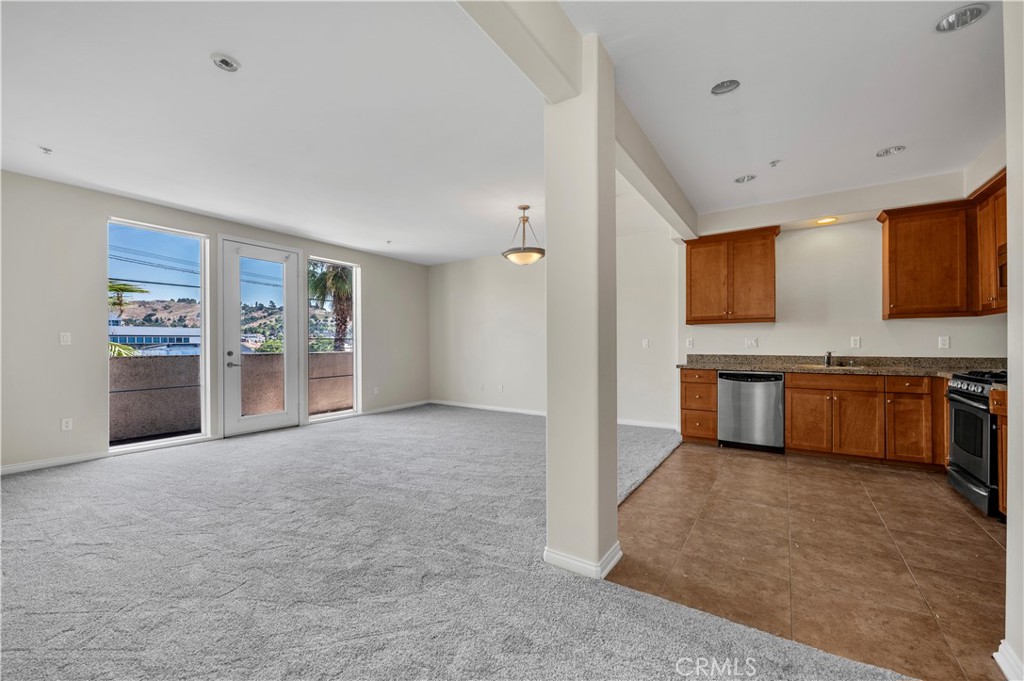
[717,371,785,452]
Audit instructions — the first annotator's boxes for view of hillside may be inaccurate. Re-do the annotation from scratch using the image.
[118,299,201,328]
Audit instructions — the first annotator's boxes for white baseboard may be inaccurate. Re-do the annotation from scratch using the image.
[995,641,1024,681]
[617,417,679,430]
[2,451,110,476]
[429,400,546,417]
[543,541,623,579]
[361,400,430,415]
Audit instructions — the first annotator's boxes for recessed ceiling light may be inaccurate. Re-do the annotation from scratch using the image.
[876,145,906,158]
[211,52,241,72]
[935,3,989,32]
[734,174,757,184]
[816,217,838,225]
[711,80,740,96]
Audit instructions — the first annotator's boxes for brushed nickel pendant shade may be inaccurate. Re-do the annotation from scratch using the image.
[502,204,545,266]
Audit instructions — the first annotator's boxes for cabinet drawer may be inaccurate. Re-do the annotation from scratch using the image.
[785,373,885,392]
[681,369,717,384]
[991,389,1007,416]
[885,376,932,394]
[682,383,717,411]
[681,410,717,440]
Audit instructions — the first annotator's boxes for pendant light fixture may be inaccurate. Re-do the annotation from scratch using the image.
[502,204,545,266]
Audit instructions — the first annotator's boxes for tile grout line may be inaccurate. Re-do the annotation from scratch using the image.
[653,449,730,593]
[922,470,1006,549]
[786,455,795,641]
[861,480,971,681]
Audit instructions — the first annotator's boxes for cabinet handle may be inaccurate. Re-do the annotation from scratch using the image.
[887,399,893,404]
[905,382,911,386]
[889,304,895,308]
[695,395,702,399]
[825,396,831,401]
[696,421,701,426]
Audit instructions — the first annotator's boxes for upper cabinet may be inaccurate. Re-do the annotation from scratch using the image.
[970,170,1008,315]
[877,169,1007,320]
[878,202,970,319]
[685,225,779,324]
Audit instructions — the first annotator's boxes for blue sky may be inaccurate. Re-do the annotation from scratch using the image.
[108,222,284,306]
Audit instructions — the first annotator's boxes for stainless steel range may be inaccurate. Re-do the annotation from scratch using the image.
[947,370,1007,517]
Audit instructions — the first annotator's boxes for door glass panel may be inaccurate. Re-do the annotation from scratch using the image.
[239,256,285,416]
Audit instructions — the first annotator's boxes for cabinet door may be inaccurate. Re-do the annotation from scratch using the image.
[729,236,776,321]
[977,195,998,311]
[884,208,968,317]
[785,388,833,453]
[885,393,932,463]
[833,391,885,458]
[995,187,1008,310]
[686,241,730,323]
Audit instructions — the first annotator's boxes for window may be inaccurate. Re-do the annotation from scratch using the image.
[108,220,206,446]
[307,258,356,416]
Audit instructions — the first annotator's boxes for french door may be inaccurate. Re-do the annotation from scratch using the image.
[222,240,300,436]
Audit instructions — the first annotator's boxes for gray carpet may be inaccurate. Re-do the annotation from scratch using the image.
[1,405,902,680]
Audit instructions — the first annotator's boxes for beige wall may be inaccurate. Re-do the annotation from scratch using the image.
[428,255,547,414]
[679,219,1008,360]
[427,227,680,429]
[1,171,430,471]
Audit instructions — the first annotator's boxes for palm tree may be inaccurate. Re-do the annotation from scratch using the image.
[108,279,148,357]
[308,262,353,351]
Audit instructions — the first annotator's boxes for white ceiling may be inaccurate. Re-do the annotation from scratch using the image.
[2,2,1008,264]
[564,1,1006,215]
[1,2,545,265]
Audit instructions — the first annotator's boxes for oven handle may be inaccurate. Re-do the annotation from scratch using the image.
[947,392,990,411]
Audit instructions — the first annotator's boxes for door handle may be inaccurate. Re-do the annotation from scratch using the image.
[227,362,239,368]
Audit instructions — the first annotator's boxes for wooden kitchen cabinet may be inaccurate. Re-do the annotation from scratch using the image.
[878,202,970,319]
[885,393,933,464]
[785,388,833,453]
[685,226,779,324]
[991,389,1007,515]
[970,170,1007,314]
[680,369,718,441]
[833,390,886,459]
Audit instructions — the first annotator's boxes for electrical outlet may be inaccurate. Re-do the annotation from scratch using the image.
[641,338,650,349]
[59,332,72,346]
[850,336,861,349]
[685,337,694,349]
[373,386,379,395]
[744,337,759,349]
[61,417,73,432]
[938,336,950,349]
[498,384,504,393]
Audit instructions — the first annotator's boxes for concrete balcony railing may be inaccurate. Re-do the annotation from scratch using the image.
[109,351,354,444]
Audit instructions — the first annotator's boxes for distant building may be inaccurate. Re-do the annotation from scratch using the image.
[109,323,201,356]
[241,333,265,343]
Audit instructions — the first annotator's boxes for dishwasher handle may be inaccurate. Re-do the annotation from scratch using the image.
[719,372,784,383]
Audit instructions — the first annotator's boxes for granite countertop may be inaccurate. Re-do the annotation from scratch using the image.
[677,354,1008,383]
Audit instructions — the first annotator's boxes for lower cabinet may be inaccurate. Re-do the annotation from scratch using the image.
[680,369,718,441]
[785,388,833,453]
[885,393,933,463]
[784,375,930,461]
[681,410,716,440]
[833,391,886,458]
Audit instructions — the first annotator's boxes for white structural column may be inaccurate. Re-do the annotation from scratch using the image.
[997,2,1024,679]
[542,34,621,578]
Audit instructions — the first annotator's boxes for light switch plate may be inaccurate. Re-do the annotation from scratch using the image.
[745,337,759,349]
[59,332,72,346]
[850,336,861,349]
[641,338,650,349]
[685,337,694,349]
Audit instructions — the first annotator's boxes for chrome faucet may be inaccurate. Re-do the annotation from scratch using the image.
[824,351,833,367]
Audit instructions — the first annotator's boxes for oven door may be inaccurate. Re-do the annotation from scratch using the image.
[948,393,994,484]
